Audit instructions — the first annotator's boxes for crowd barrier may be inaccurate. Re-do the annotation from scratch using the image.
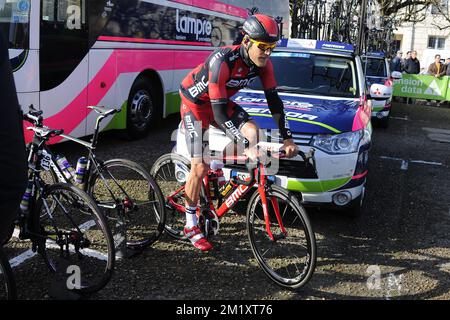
[393,74,450,101]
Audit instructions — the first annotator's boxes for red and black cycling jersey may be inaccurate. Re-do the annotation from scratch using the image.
[179,44,292,145]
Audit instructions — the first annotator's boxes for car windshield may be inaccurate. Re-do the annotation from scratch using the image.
[247,51,359,98]
[0,0,30,49]
[362,57,387,77]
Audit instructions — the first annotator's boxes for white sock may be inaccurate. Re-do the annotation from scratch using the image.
[185,206,198,228]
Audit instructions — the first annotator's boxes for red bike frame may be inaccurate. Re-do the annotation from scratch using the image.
[166,155,288,241]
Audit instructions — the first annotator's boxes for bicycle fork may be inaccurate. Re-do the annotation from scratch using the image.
[258,185,287,242]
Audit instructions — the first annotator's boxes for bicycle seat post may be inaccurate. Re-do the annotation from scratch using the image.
[91,114,106,150]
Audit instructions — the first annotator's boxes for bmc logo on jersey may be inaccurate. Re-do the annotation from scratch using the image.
[188,75,209,98]
[226,77,256,88]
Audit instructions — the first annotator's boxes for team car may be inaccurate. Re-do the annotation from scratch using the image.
[361,52,401,128]
[175,39,378,216]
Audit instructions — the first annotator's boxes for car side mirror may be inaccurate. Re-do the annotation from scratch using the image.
[369,83,392,100]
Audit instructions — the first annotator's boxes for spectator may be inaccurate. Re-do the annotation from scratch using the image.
[405,50,411,62]
[390,50,403,72]
[0,31,27,242]
[404,50,420,74]
[403,50,420,104]
[446,58,450,76]
[426,54,446,106]
[444,57,450,74]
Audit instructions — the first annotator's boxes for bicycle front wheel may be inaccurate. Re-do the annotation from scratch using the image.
[0,248,16,300]
[37,183,115,294]
[150,153,192,240]
[246,185,316,289]
[89,159,165,249]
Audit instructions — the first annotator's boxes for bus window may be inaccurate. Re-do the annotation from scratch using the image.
[40,0,88,91]
[0,0,30,49]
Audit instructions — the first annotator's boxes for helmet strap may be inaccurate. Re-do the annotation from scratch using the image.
[241,35,255,67]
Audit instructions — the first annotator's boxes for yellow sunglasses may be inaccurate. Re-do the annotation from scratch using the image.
[249,38,277,52]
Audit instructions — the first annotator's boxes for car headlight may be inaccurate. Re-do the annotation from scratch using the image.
[312,130,363,154]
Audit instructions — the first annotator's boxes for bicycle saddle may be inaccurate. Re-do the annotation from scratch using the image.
[87,105,119,116]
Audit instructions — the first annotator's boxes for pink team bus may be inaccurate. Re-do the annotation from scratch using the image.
[1,0,289,143]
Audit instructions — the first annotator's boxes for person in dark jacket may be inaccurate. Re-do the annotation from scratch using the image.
[404,50,420,74]
[390,50,403,72]
[403,50,420,104]
[445,58,450,76]
[0,31,27,241]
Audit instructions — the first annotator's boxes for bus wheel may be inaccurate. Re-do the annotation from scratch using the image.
[127,78,158,139]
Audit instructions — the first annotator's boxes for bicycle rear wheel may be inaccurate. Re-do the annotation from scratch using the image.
[89,159,165,250]
[0,248,16,300]
[246,185,316,289]
[37,183,115,294]
[150,153,191,239]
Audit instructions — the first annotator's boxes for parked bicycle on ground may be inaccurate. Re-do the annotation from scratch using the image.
[3,108,115,294]
[28,105,166,257]
[151,145,317,289]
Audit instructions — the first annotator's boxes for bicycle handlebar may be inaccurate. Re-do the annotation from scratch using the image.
[231,148,316,186]
[26,126,64,138]
[231,150,287,186]
[23,105,44,127]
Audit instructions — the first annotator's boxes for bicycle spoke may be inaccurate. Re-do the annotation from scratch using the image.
[247,186,316,289]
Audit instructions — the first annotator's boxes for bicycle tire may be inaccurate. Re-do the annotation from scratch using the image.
[246,185,316,289]
[0,247,17,300]
[150,153,192,240]
[88,159,166,250]
[37,183,115,294]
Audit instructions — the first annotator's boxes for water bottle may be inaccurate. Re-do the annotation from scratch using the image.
[56,155,75,181]
[208,171,217,199]
[75,157,88,185]
[20,181,33,213]
[216,168,226,188]
[209,160,224,200]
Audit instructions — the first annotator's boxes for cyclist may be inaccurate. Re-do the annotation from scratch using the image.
[0,31,27,241]
[179,14,298,251]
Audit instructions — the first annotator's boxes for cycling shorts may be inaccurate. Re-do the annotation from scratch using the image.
[180,96,251,159]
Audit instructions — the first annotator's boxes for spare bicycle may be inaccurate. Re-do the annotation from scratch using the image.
[151,147,317,289]
[3,108,116,294]
[23,105,166,257]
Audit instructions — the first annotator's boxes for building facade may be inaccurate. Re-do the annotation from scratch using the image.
[394,1,450,72]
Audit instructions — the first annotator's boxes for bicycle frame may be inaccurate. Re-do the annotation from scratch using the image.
[166,156,288,241]
[33,110,131,212]
[20,140,69,245]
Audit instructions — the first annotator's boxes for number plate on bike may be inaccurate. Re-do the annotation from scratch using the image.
[40,150,52,171]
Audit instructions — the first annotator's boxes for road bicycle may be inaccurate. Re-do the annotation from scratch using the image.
[24,105,166,257]
[3,109,115,294]
[151,147,317,289]
[0,247,16,300]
